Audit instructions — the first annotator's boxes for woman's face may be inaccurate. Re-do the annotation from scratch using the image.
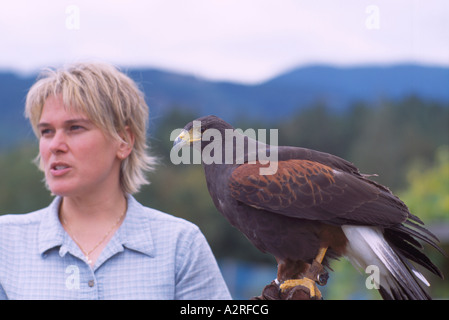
[38,95,122,198]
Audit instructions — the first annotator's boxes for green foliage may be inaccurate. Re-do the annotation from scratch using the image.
[399,145,449,222]
[0,143,52,215]
[396,146,449,299]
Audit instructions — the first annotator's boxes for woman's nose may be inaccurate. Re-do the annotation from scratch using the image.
[49,131,69,154]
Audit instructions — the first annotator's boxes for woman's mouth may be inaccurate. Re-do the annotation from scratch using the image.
[50,163,71,176]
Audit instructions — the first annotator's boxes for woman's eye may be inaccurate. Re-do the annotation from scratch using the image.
[40,129,52,136]
[70,125,84,131]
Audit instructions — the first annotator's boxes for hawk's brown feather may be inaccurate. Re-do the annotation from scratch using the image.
[229,159,408,226]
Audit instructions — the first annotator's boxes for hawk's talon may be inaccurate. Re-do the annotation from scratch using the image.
[280,278,323,299]
[317,271,329,286]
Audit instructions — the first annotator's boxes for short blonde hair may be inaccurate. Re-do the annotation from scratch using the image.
[25,62,156,194]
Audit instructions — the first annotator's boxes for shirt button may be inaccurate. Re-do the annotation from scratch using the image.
[88,280,95,287]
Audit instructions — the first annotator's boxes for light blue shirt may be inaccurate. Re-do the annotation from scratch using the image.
[0,195,231,300]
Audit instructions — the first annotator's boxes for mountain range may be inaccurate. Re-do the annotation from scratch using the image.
[129,64,449,120]
[0,64,448,149]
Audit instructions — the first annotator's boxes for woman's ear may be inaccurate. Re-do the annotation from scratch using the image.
[117,126,135,160]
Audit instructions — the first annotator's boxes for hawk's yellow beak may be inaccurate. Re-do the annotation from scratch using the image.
[173,128,202,149]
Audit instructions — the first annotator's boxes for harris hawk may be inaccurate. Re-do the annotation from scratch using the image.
[173,115,444,300]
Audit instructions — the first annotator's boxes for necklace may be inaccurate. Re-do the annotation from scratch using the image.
[61,210,126,265]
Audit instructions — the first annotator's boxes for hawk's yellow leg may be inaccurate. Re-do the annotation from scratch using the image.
[279,247,328,299]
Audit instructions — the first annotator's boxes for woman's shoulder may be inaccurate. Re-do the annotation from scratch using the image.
[0,208,47,227]
[0,208,48,245]
[127,196,201,235]
[141,205,201,233]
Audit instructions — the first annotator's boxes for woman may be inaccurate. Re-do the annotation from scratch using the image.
[0,62,231,299]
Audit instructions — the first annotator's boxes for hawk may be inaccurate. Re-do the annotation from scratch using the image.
[173,115,444,300]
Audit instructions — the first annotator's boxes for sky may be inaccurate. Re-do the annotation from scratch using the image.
[1,0,448,84]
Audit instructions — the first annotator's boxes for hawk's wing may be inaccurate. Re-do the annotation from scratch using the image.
[229,159,409,226]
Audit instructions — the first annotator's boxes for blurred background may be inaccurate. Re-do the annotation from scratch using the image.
[0,0,448,299]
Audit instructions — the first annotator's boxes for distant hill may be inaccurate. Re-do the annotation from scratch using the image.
[0,64,448,149]
[0,72,36,148]
[128,64,449,121]
[260,65,449,115]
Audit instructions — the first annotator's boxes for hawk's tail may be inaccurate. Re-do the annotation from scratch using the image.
[341,224,444,300]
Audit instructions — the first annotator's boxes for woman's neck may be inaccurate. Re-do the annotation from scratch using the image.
[58,188,128,267]
[60,181,127,218]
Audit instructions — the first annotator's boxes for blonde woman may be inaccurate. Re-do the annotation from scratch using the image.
[0,62,231,300]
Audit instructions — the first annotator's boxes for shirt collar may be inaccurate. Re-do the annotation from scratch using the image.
[38,196,66,255]
[38,195,155,258]
[117,194,155,257]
